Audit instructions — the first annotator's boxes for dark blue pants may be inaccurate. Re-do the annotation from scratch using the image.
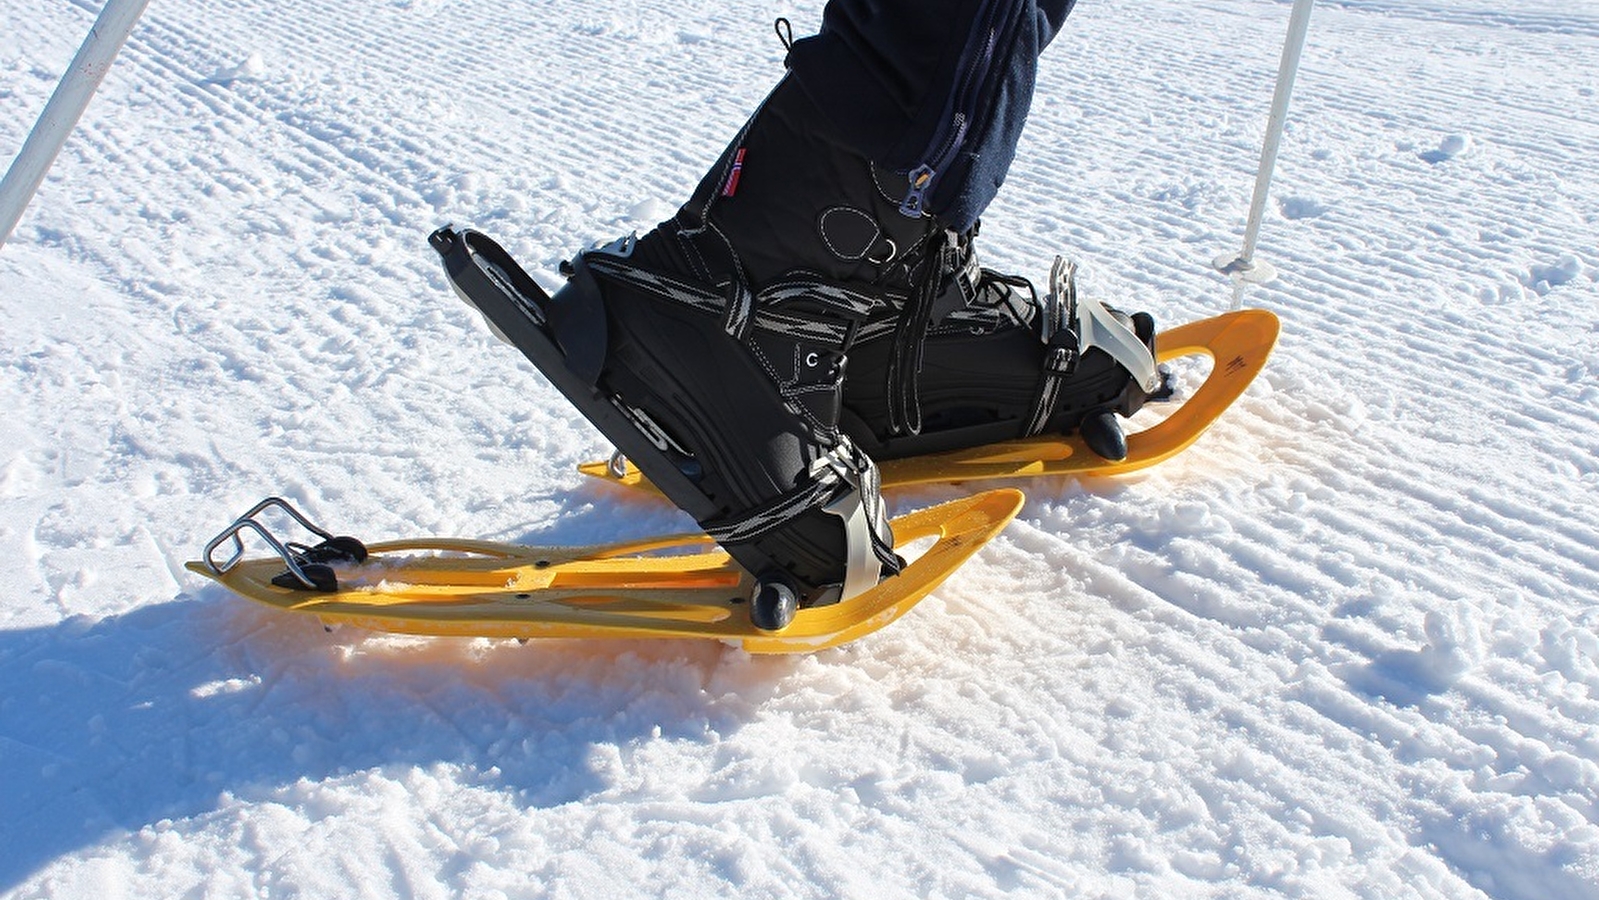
[786,0,1079,231]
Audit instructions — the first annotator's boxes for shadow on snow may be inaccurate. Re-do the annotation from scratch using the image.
[0,583,800,890]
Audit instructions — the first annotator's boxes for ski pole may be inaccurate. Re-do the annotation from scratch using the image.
[0,0,153,250]
[1214,0,1317,308]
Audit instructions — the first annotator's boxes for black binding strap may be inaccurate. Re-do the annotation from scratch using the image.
[701,439,902,596]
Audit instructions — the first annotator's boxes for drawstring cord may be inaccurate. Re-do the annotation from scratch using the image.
[884,232,960,436]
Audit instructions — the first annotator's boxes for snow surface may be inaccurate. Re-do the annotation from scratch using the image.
[3,0,1598,897]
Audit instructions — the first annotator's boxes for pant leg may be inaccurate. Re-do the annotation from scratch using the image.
[785,0,1079,231]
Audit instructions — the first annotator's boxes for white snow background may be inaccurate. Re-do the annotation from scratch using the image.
[3,0,1598,897]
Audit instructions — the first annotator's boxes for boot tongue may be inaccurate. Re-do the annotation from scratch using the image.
[929,266,973,324]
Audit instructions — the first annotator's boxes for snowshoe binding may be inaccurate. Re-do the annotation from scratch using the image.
[842,225,1171,464]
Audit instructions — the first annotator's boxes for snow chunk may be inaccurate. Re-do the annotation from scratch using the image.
[1438,133,1474,157]
[208,53,265,86]
[1345,609,1480,705]
[1525,253,1585,293]
[1278,196,1329,220]
[627,198,675,224]
[1421,133,1474,163]
[190,675,264,700]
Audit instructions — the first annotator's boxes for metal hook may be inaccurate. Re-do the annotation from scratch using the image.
[607,449,630,480]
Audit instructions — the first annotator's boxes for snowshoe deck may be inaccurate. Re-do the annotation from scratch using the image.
[186,490,1023,653]
[582,308,1279,491]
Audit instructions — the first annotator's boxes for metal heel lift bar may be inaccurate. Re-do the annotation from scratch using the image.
[202,497,334,590]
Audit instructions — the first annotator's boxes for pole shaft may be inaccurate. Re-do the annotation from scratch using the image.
[1239,0,1316,265]
[0,0,153,249]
